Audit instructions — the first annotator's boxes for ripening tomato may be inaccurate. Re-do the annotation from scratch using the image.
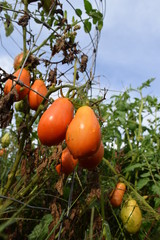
[56,147,78,175]
[38,98,74,146]
[14,52,25,70]
[120,199,142,234]
[66,106,101,158]
[79,141,104,170]
[4,68,31,101]
[28,79,47,110]
[0,148,7,157]
[13,51,32,70]
[110,182,126,207]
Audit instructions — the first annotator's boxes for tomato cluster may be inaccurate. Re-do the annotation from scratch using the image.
[4,53,104,175]
[4,53,48,109]
[37,99,104,174]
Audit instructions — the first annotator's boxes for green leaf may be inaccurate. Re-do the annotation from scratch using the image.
[4,14,14,37]
[102,221,111,240]
[28,214,53,240]
[75,8,82,17]
[155,174,160,180]
[137,178,150,190]
[118,116,125,125]
[98,19,103,31]
[84,19,92,33]
[84,0,92,14]
[140,172,150,178]
[152,183,160,195]
[124,163,146,173]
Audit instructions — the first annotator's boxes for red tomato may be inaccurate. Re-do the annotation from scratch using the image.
[56,147,78,175]
[110,182,126,207]
[38,98,74,146]
[79,141,104,170]
[66,106,101,158]
[4,68,31,101]
[28,79,47,110]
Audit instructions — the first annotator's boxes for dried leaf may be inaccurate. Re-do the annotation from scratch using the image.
[55,175,64,195]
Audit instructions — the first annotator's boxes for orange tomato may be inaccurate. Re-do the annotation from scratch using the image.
[66,106,101,158]
[56,147,78,175]
[79,141,104,170]
[38,98,74,146]
[4,68,31,101]
[28,79,47,110]
[14,52,25,70]
[110,182,126,207]
[0,148,6,157]
[13,51,30,70]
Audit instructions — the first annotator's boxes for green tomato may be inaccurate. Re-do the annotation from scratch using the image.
[15,100,25,112]
[1,132,10,148]
[120,199,142,234]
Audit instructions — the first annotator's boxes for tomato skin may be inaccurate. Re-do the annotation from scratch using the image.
[14,52,25,70]
[56,147,78,175]
[120,199,142,234]
[66,106,101,158]
[79,141,104,170]
[0,148,7,157]
[4,68,31,101]
[110,182,126,207]
[28,80,47,110]
[38,98,74,146]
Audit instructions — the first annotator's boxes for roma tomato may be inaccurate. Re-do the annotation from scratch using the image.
[66,106,101,158]
[120,199,142,234]
[38,98,74,146]
[79,141,104,170]
[110,182,126,207]
[56,147,78,175]
[4,68,31,101]
[28,79,47,110]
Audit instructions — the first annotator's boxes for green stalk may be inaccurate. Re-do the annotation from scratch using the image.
[2,132,26,196]
[135,92,143,186]
[23,0,28,55]
[138,92,143,140]
[89,207,95,240]
[100,179,105,222]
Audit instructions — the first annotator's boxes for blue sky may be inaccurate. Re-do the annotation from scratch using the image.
[1,0,160,98]
[96,0,160,97]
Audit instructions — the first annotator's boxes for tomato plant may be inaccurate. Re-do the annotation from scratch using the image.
[1,1,160,239]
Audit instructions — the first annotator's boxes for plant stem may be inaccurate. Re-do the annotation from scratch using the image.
[89,207,95,240]
[23,0,28,54]
[2,132,26,196]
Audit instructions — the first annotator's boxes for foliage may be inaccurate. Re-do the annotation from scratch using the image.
[0,1,160,240]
